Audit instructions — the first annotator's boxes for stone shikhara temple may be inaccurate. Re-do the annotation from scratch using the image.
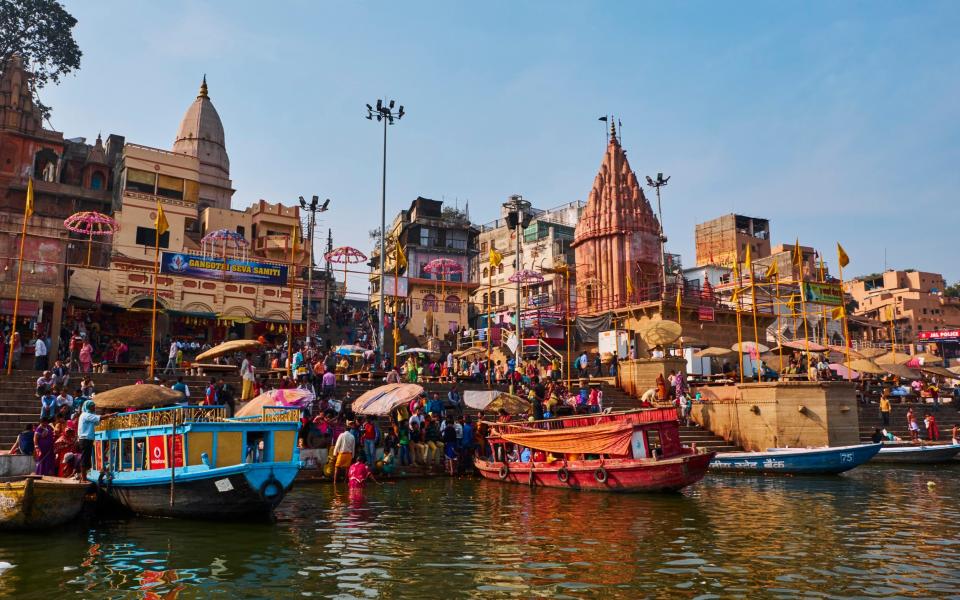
[572,122,662,314]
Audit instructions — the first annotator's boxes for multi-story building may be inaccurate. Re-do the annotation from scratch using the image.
[846,270,960,349]
[694,213,771,268]
[0,55,118,362]
[369,197,478,344]
[472,198,582,330]
[68,79,321,357]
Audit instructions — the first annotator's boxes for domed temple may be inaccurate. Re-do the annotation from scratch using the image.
[172,76,234,211]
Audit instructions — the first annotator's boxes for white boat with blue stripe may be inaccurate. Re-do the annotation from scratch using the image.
[709,443,882,475]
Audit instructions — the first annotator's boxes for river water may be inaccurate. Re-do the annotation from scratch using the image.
[0,463,958,599]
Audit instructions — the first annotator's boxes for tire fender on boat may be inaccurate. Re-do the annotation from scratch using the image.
[594,466,608,484]
[498,464,509,480]
[258,475,285,505]
[557,467,570,483]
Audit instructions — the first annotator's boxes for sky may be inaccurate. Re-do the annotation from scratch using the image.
[43,0,960,293]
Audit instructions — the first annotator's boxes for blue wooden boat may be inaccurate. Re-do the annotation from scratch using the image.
[89,405,301,519]
[709,443,881,475]
[872,442,960,464]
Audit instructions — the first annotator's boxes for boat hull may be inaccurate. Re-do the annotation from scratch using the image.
[93,463,298,520]
[474,452,714,493]
[710,443,882,475]
[872,443,960,464]
[0,476,91,530]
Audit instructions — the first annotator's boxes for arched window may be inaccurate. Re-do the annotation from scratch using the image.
[445,295,460,313]
[482,267,488,278]
[586,285,594,308]
[498,290,505,305]
[422,293,437,312]
[90,171,105,190]
[482,293,488,307]
[34,148,58,182]
[498,264,504,275]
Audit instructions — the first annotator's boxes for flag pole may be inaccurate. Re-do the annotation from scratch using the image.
[393,239,401,363]
[6,178,32,375]
[486,263,493,388]
[148,227,161,380]
[795,240,811,380]
[837,244,853,380]
[733,248,744,384]
[748,249,761,380]
[818,257,830,346]
[287,224,297,376]
[774,270,784,374]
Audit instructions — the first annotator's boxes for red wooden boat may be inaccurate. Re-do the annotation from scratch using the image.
[475,408,714,492]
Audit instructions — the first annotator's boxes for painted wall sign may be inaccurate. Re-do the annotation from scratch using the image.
[161,252,287,286]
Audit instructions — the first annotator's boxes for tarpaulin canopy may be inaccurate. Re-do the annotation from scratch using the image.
[495,422,634,456]
[575,313,612,343]
[353,383,424,416]
[781,340,828,352]
[464,390,500,411]
[235,388,314,417]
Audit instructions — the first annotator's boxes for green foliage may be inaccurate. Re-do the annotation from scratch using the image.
[944,282,960,298]
[0,0,82,119]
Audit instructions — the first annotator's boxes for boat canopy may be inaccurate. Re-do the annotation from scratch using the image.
[496,422,635,456]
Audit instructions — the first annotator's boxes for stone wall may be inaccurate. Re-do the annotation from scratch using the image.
[692,381,860,450]
[618,357,687,397]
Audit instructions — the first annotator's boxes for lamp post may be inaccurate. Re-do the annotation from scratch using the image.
[366,99,404,363]
[645,173,670,300]
[299,195,330,347]
[503,194,531,370]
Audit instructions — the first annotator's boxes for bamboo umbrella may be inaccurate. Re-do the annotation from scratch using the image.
[642,320,682,347]
[856,347,887,359]
[695,347,735,358]
[195,339,262,362]
[874,351,912,365]
[848,358,886,375]
[911,352,942,365]
[92,384,184,411]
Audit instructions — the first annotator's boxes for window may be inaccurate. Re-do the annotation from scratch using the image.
[423,293,437,312]
[482,267,489,278]
[482,293,488,307]
[136,226,170,248]
[126,168,157,194]
[445,295,460,313]
[236,225,245,237]
[498,290,505,305]
[157,174,185,200]
[480,241,488,253]
[90,171,105,190]
[420,227,431,247]
[498,264,504,275]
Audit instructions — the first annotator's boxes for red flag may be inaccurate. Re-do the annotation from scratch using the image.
[95,281,101,304]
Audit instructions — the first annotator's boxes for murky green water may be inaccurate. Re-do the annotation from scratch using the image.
[0,464,958,599]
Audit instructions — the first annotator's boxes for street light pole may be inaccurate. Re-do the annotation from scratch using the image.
[299,195,330,348]
[645,173,670,300]
[503,194,531,371]
[366,99,404,364]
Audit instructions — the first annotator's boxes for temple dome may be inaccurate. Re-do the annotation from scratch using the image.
[173,76,230,176]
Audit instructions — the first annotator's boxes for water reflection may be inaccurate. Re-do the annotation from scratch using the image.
[0,464,957,598]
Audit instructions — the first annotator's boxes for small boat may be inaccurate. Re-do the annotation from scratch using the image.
[709,443,882,475]
[872,442,960,464]
[0,475,91,530]
[475,408,715,493]
[89,404,301,519]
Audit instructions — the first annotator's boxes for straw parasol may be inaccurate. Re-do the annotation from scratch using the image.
[454,347,486,359]
[874,351,912,365]
[679,335,708,348]
[92,384,184,411]
[195,339,261,362]
[848,358,886,375]
[485,393,530,414]
[920,365,958,380]
[911,352,942,365]
[397,347,438,356]
[880,363,921,380]
[781,340,828,352]
[642,320,682,347]
[827,344,864,359]
[695,347,735,358]
[730,341,770,354]
[856,347,887,359]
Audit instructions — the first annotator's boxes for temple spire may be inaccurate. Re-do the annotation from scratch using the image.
[198,74,208,99]
[610,117,617,143]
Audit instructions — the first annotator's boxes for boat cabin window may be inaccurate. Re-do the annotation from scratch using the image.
[245,431,269,463]
[107,440,119,471]
[133,438,147,471]
[120,438,133,470]
[647,430,663,459]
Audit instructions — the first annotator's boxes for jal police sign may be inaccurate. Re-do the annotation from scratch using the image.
[161,252,287,286]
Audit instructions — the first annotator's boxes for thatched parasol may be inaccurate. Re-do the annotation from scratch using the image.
[695,347,735,358]
[92,384,184,411]
[195,339,262,362]
[847,358,886,375]
[911,352,942,365]
[856,347,887,359]
[880,363,921,380]
[874,351,912,365]
[486,393,530,414]
[642,320,682,347]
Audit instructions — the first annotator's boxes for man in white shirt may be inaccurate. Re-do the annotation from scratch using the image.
[163,340,179,374]
[408,407,425,431]
[33,335,48,371]
[331,425,356,485]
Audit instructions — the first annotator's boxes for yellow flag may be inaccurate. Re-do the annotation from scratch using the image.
[818,257,826,283]
[290,223,299,258]
[625,272,634,296]
[765,260,778,279]
[787,294,797,316]
[24,177,34,220]
[831,305,846,320]
[676,286,682,313]
[837,243,849,268]
[155,201,169,237]
[731,287,741,305]
[793,239,802,266]
[489,247,503,268]
[884,305,894,322]
[731,256,740,280]
[395,243,407,270]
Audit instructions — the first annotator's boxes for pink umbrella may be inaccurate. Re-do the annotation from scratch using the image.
[64,211,119,266]
[424,257,463,278]
[509,269,544,283]
[325,246,368,286]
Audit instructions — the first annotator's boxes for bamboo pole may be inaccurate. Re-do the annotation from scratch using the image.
[487,265,493,388]
[774,271,784,374]
[795,241,811,380]
[287,225,297,375]
[734,246,744,384]
[393,242,400,364]
[6,179,31,376]
[837,259,852,380]
[148,228,161,379]
[748,257,761,381]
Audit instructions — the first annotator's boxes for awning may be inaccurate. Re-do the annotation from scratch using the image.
[353,383,424,416]
[0,299,39,315]
[169,310,217,319]
[496,422,635,455]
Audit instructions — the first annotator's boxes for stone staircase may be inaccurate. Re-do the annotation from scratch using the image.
[680,423,741,452]
[858,401,960,442]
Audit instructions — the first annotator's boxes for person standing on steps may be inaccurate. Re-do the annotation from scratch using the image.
[879,389,891,427]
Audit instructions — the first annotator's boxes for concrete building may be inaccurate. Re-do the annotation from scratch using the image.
[68,79,320,357]
[472,199,582,330]
[846,270,960,349]
[694,213,770,268]
[0,56,118,362]
[369,197,478,345]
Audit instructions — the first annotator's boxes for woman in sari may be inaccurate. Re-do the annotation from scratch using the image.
[656,373,668,402]
[347,456,378,489]
[54,427,77,477]
[33,418,56,476]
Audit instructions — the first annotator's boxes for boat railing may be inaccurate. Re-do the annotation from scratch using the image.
[486,407,678,434]
[97,405,227,431]
[260,406,302,423]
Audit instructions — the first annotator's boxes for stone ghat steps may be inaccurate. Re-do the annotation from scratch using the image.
[679,424,741,452]
[858,403,960,441]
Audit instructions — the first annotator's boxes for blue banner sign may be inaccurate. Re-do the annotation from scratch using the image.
[161,252,287,286]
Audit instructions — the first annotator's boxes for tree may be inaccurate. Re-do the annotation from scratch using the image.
[0,0,82,119]
[944,282,960,298]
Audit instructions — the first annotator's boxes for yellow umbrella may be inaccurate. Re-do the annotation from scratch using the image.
[195,339,262,362]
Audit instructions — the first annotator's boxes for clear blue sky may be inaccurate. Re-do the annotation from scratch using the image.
[45,0,960,293]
